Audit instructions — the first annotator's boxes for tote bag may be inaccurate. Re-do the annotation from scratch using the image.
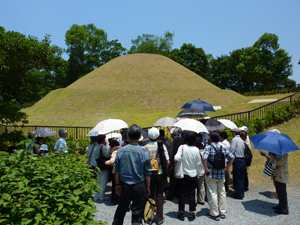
[174,145,184,179]
[262,161,276,178]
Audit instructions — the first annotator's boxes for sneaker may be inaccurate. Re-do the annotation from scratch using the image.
[219,214,226,219]
[156,218,165,225]
[197,201,205,205]
[206,213,220,221]
[177,212,184,221]
[188,213,195,221]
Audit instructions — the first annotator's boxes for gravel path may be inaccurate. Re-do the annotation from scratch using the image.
[94,182,300,225]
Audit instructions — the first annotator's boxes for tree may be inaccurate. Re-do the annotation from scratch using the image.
[128,31,174,55]
[169,43,209,79]
[251,33,292,91]
[65,24,126,85]
[0,27,65,124]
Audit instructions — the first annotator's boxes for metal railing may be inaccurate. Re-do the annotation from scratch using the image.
[211,90,300,121]
[1,90,300,139]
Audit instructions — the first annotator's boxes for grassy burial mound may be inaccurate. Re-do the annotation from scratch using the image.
[24,53,248,127]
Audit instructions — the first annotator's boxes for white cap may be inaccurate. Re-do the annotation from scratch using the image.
[170,128,175,134]
[39,144,49,151]
[148,127,160,140]
[240,126,248,132]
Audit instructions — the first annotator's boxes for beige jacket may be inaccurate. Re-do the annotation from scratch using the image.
[105,146,121,173]
[271,154,289,183]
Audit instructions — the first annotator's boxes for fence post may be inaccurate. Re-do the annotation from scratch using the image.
[248,111,250,120]
[76,127,78,139]
[290,96,292,106]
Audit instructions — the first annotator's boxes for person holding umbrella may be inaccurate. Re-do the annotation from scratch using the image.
[258,129,290,215]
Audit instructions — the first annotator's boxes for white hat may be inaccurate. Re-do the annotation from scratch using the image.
[148,127,160,140]
[170,128,175,134]
[39,144,49,151]
[240,126,248,132]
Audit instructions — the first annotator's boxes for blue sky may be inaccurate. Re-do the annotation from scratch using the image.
[1,0,300,83]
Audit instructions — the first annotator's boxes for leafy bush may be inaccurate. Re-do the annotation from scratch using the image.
[0,150,106,225]
[242,87,299,96]
[0,130,26,152]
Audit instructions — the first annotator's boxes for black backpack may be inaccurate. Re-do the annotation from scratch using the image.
[208,145,225,170]
[244,143,253,167]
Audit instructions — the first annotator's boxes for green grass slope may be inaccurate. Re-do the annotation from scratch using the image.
[24,53,248,127]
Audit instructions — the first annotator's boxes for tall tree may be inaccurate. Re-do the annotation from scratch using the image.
[0,27,64,124]
[169,43,209,79]
[128,31,174,55]
[65,24,126,85]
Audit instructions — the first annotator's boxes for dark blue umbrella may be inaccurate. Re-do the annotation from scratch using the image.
[181,100,215,112]
[250,131,299,156]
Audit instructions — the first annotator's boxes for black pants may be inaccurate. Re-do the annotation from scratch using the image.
[274,180,288,212]
[111,174,118,205]
[233,158,245,198]
[167,170,179,199]
[112,181,146,225]
[178,175,197,212]
[244,167,249,189]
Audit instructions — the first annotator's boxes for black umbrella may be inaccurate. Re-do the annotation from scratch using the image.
[182,100,215,112]
[200,119,225,131]
[177,108,208,118]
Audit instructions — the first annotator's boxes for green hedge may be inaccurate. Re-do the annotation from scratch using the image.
[0,150,106,225]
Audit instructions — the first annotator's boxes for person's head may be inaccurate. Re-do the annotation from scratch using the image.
[209,132,220,143]
[171,127,180,138]
[240,126,248,136]
[59,129,68,138]
[231,128,240,137]
[184,131,197,146]
[90,136,98,144]
[109,139,120,148]
[36,137,44,144]
[159,129,165,140]
[148,127,160,142]
[128,124,142,141]
[219,131,228,141]
[97,134,106,145]
[28,131,34,139]
[39,144,48,153]
[196,133,203,141]
[240,132,247,141]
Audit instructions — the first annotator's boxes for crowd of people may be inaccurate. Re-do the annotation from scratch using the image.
[25,124,289,225]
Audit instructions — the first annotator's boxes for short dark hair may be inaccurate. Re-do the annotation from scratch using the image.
[184,131,197,146]
[36,137,44,142]
[159,129,165,137]
[210,132,220,143]
[109,139,119,148]
[220,131,228,140]
[128,124,142,140]
[97,134,106,144]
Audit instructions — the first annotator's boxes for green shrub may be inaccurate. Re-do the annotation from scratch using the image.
[0,150,106,225]
[0,130,26,152]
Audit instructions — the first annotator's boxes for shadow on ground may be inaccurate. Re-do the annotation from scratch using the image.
[242,199,278,217]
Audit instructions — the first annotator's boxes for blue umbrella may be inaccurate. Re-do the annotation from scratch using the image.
[250,131,299,156]
[181,100,215,112]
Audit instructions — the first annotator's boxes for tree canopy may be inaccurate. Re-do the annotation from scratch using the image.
[128,31,174,55]
[208,33,293,92]
[65,24,126,85]
[0,27,65,124]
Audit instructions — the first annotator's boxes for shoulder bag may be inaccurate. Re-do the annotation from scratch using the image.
[96,145,112,171]
[86,144,96,165]
[174,145,184,179]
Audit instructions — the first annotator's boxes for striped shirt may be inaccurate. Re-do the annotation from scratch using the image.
[145,141,169,175]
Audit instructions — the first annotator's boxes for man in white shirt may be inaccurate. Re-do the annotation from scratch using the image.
[54,129,68,154]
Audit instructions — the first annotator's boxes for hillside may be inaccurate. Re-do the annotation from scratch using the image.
[24,53,248,127]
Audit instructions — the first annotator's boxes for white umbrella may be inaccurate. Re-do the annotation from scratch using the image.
[218,119,238,129]
[173,118,208,133]
[87,119,128,136]
[154,117,177,127]
[33,128,57,137]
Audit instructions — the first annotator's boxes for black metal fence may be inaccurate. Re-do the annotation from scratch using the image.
[211,90,300,121]
[1,90,300,139]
